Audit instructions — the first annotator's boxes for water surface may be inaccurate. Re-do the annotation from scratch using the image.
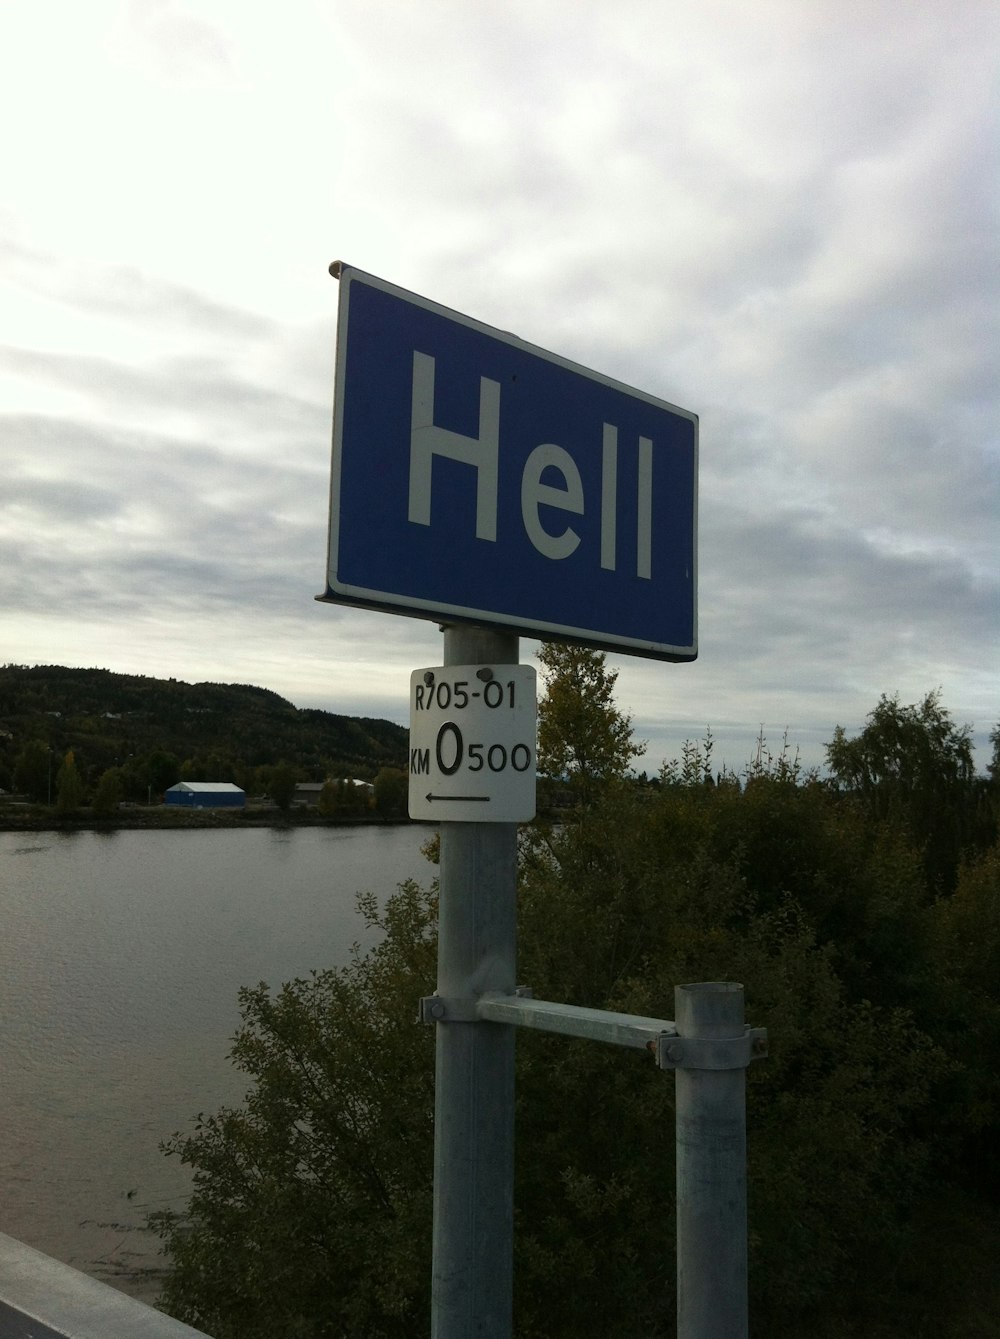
[0,825,430,1299]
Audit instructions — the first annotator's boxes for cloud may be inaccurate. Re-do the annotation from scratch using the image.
[0,0,997,776]
[0,237,275,343]
[107,0,241,89]
[0,409,326,620]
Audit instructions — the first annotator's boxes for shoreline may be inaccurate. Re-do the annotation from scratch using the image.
[0,807,418,834]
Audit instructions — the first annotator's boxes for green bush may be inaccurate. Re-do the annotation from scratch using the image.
[154,881,438,1338]
[514,784,940,1336]
[154,686,999,1336]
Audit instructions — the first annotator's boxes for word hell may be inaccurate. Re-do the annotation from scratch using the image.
[408,352,653,578]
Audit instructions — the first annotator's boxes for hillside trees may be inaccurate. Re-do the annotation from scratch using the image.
[0,665,408,801]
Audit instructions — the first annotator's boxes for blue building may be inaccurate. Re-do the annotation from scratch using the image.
[164,781,245,809]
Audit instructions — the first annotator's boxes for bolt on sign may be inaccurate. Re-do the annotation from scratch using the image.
[408,664,537,823]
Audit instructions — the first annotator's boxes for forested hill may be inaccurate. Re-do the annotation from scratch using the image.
[0,664,407,796]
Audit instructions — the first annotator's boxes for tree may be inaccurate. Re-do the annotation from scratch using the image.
[146,750,180,801]
[13,739,50,803]
[92,766,124,817]
[55,749,84,813]
[154,881,438,1338]
[316,778,340,817]
[266,761,298,812]
[118,755,149,803]
[180,755,207,782]
[373,767,408,819]
[536,642,644,799]
[826,690,978,891]
[928,843,1000,1192]
[513,779,940,1335]
[338,778,370,818]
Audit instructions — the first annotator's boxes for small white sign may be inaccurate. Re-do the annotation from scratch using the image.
[408,664,537,823]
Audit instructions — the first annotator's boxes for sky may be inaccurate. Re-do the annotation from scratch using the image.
[1,0,997,776]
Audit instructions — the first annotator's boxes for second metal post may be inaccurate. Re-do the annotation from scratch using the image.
[674,982,749,1339]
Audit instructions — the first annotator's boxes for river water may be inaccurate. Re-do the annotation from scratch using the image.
[0,824,431,1302]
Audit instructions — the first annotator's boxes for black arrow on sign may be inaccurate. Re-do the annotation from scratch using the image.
[425,793,490,804]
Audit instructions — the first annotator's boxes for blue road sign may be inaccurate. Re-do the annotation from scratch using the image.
[320,264,698,661]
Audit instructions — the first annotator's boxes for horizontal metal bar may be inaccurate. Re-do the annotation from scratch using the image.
[0,1232,209,1339]
[475,994,677,1050]
[421,994,769,1071]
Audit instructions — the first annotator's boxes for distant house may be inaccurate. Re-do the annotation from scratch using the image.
[164,781,246,809]
[293,782,325,806]
[293,780,375,807]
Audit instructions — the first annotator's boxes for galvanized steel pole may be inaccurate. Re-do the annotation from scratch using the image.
[674,982,749,1339]
[431,625,519,1339]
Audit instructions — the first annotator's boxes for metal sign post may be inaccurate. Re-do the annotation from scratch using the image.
[430,624,520,1339]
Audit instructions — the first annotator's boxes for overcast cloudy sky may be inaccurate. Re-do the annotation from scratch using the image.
[1,0,997,774]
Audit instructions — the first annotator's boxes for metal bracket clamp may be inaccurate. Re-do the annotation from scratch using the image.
[419,994,479,1024]
[656,1027,768,1071]
[418,987,535,1025]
